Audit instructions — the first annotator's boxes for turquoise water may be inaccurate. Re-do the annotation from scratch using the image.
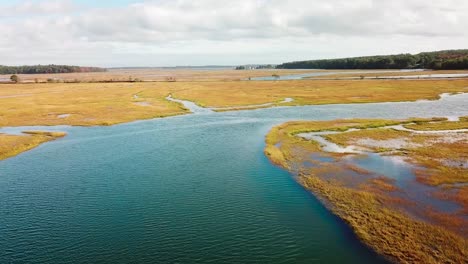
[0,94,467,263]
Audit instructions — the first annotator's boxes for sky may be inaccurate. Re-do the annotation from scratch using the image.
[0,0,467,67]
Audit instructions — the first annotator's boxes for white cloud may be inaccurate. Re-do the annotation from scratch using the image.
[0,0,75,17]
[1,0,467,66]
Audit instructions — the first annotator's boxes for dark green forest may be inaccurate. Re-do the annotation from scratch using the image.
[0,65,107,74]
[276,50,468,70]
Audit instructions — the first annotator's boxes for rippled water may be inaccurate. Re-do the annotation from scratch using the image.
[0,94,467,263]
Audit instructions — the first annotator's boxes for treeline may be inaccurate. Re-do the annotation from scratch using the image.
[0,65,107,74]
[277,50,468,70]
[235,64,276,70]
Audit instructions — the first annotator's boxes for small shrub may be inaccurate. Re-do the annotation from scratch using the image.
[10,74,19,83]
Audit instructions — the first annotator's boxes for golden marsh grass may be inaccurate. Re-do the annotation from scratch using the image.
[0,131,66,160]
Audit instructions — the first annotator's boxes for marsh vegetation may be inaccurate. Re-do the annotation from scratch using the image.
[0,131,66,160]
[264,118,467,263]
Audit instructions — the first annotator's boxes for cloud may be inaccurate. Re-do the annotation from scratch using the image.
[0,0,76,17]
[0,0,467,66]
[73,0,468,41]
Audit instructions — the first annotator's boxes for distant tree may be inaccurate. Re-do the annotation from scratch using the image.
[0,65,106,75]
[276,49,468,70]
[10,74,19,83]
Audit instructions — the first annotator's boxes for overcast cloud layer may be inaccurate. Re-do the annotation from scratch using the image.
[1,0,467,67]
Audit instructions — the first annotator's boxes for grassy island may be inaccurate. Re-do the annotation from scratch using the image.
[0,131,66,160]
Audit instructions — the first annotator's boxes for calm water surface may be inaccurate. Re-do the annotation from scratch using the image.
[0,94,467,263]
[248,69,423,80]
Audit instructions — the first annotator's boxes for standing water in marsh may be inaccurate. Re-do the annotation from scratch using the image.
[0,93,467,263]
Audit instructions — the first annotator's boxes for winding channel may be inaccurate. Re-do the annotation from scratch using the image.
[0,93,467,263]
[298,123,468,154]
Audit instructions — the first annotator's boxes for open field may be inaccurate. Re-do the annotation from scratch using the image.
[0,68,326,83]
[0,131,66,160]
[1,79,467,127]
[0,82,188,127]
[307,70,468,79]
[264,118,467,263]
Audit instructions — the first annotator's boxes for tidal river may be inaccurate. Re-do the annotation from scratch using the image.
[0,93,467,263]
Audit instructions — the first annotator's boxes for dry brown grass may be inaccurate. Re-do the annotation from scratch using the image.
[0,131,66,160]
